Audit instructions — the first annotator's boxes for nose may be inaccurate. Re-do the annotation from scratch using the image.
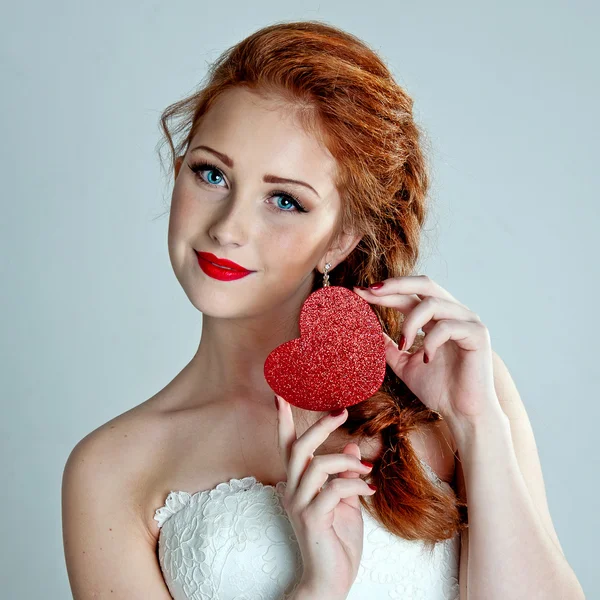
[207,191,253,247]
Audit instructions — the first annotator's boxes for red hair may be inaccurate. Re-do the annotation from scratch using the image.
[156,20,468,553]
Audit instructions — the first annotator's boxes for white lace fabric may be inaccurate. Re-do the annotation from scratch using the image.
[153,460,460,600]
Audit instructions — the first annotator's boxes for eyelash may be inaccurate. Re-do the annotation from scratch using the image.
[187,160,308,215]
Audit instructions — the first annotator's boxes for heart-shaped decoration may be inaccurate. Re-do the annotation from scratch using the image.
[264,286,387,411]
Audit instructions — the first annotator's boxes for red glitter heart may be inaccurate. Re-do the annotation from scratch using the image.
[264,286,387,411]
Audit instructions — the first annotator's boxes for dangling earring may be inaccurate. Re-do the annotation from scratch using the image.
[322,262,332,288]
[264,258,387,411]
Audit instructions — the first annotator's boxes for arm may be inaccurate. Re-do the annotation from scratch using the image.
[62,434,173,599]
[456,349,584,599]
[448,404,585,600]
[490,349,567,557]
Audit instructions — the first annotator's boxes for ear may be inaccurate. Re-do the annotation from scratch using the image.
[321,229,363,273]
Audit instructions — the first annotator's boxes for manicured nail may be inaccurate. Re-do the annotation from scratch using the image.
[330,407,346,417]
[274,395,279,410]
[423,353,429,364]
[369,282,384,289]
[398,334,406,351]
[367,483,377,491]
[360,459,374,468]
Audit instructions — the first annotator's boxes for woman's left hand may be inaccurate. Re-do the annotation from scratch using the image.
[353,276,501,426]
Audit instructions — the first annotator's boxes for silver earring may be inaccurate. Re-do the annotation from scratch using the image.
[323,262,332,287]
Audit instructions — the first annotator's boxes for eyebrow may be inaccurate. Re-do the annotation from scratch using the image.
[190,144,321,199]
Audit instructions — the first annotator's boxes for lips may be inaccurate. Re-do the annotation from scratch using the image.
[195,250,255,281]
[195,251,252,272]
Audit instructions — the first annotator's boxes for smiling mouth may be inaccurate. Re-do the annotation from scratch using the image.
[208,261,236,270]
[195,250,251,272]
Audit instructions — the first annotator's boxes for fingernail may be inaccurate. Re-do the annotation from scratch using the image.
[367,483,377,491]
[274,395,279,410]
[423,353,429,364]
[360,459,373,468]
[330,407,346,417]
[369,282,384,289]
[398,334,406,351]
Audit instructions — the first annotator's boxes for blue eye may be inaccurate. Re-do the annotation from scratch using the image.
[204,168,223,186]
[187,160,308,215]
[273,195,301,212]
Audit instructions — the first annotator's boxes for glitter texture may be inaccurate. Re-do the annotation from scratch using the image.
[264,286,386,411]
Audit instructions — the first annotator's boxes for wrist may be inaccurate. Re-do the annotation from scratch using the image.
[445,404,511,455]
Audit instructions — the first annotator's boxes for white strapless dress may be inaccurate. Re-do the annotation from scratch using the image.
[153,459,461,599]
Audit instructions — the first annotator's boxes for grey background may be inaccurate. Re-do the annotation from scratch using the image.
[2,1,597,598]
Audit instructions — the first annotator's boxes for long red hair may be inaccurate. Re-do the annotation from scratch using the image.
[156,20,468,553]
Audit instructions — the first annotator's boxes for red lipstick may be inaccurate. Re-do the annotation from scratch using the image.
[195,251,255,281]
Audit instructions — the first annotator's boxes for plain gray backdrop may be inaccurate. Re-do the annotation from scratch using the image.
[1,1,597,598]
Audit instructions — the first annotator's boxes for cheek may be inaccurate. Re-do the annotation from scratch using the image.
[264,225,330,270]
[169,188,201,236]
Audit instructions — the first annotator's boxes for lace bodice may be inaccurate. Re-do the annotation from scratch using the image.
[153,459,460,599]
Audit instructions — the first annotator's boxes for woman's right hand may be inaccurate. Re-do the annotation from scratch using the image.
[275,394,377,600]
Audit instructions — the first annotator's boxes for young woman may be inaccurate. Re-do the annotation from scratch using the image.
[61,20,584,600]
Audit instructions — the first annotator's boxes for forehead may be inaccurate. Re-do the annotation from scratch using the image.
[189,87,339,201]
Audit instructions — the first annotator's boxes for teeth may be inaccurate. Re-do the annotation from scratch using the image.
[210,261,235,271]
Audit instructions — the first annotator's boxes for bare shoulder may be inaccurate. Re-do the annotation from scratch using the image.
[62,401,171,544]
[61,401,181,598]
[62,389,236,542]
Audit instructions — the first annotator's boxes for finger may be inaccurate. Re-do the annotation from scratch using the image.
[355,275,467,307]
[275,394,297,477]
[422,318,489,363]
[354,287,421,315]
[338,443,361,479]
[382,331,413,378]
[303,477,376,520]
[285,407,348,499]
[399,296,480,354]
[383,331,400,353]
[338,443,364,510]
[291,448,372,510]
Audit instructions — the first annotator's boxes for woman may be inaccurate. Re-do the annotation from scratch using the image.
[61,20,584,600]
